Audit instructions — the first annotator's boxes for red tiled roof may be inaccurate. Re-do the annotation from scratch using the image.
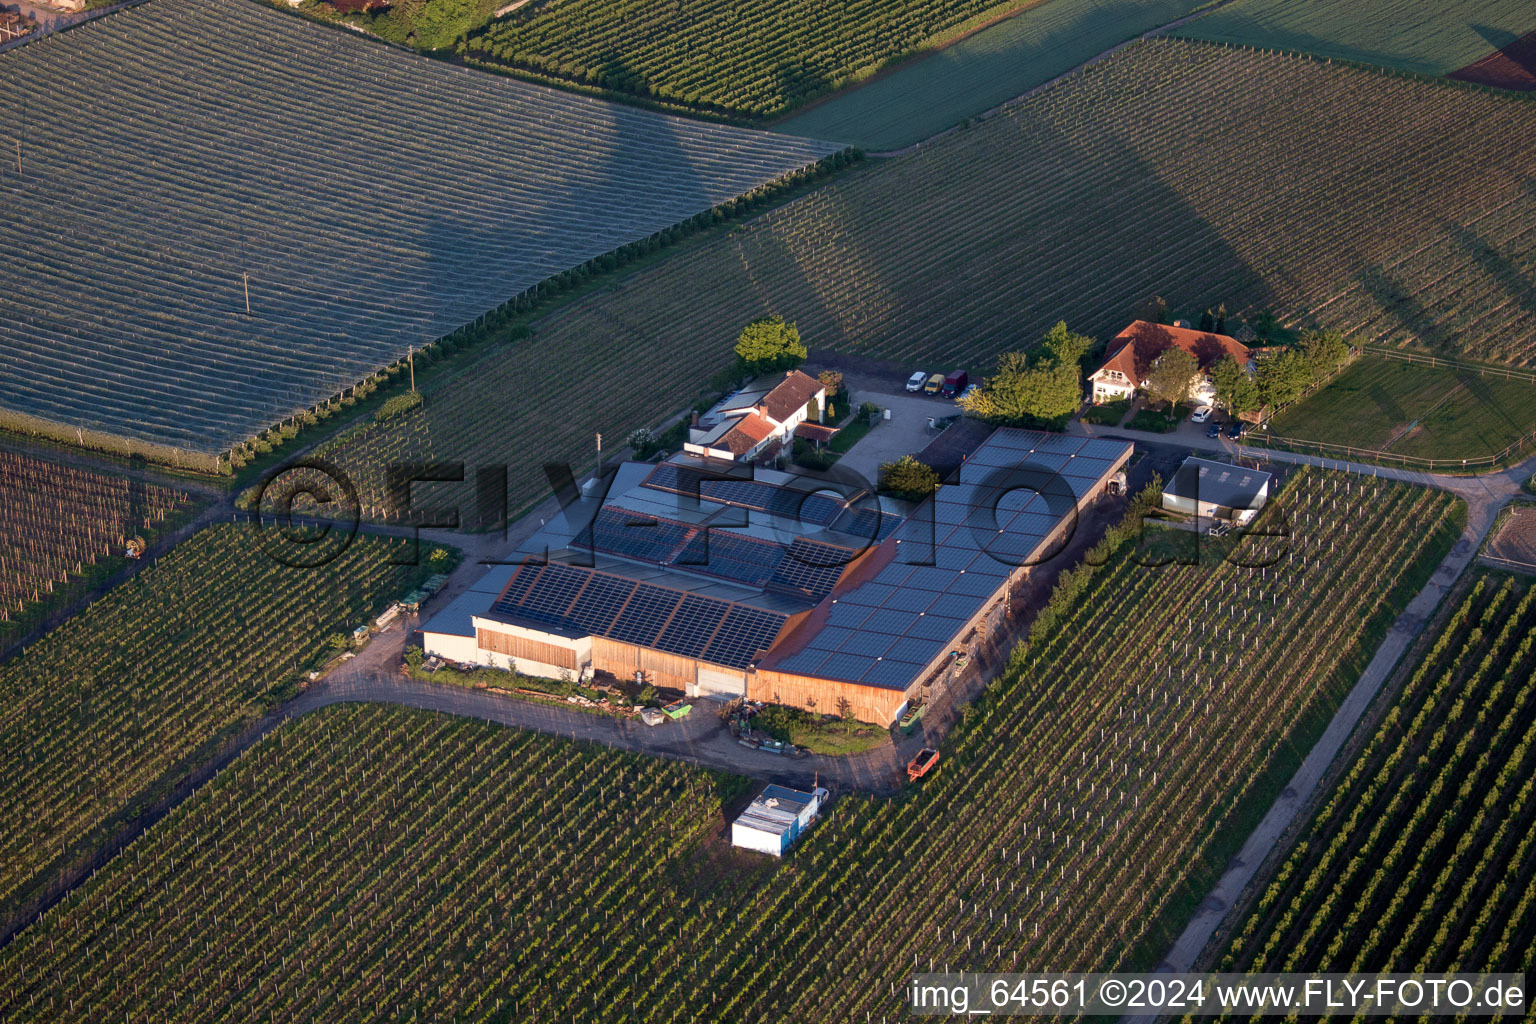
[1091,320,1249,389]
[759,370,824,424]
[713,411,776,456]
[794,422,839,443]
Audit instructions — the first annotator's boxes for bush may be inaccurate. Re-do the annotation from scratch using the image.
[792,437,836,471]
[878,454,940,501]
[374,391,423,423]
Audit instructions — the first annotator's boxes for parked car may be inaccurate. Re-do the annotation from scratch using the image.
[940,369,969,398]
[1207,421,1222,439]
[1190,405,1212,423]
[1226,420,1245,439]
[905,370,927,392]
[958,383,979,401]
[923,372,945,395]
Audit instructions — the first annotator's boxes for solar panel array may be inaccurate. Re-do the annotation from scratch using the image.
[490,559,787,668]
[576,500,852,600]
[642,462,847,525]
[769,430,1132,689]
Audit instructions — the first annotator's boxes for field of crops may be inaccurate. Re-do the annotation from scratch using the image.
[1181,0,1536,75]
[0,524,443,923]
[0,449,199,640]
[329,39,1536,513]
[0,471,1463,1020]
[1266,354,1536,462]
[467,0,1046,118]
[1213,571,1536,981]
[0,0,839,463]
[775,0,1208,150]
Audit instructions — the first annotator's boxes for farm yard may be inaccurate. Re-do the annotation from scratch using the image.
[1211,572,1536,982]
[0,449,199,641]
[467,0,1057,119]
[774,0,1209,151]
[0,0,840,464]
[0,524,446,925]
[330,39,1536,514]
[1264,353,1536,464]
[0,471,1464,1021]
[1180,0,1536,76]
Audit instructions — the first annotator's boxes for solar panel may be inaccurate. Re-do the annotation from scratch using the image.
[580,506,693,563]
[513,562,589,625]
[653,594,732,659]
[767,538,849,598]
[604,583,676,646]
[566,572,635,634]
[703,605,785,667]
[676,529,783,586]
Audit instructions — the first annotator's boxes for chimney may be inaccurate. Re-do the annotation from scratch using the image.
[690,411,699,426]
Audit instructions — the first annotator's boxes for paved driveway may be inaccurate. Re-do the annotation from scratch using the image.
[836,388,962,486]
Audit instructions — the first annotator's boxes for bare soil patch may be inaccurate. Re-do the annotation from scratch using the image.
[1485,505,1536,569]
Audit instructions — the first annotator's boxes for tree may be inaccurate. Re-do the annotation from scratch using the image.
[734,315,806,374]
[1040,320,1092,367]
[1256,350,1312,408]
[817,369,843,395]
[1198,309,1215,332]
[1211,354,1260,414]
[1298,329,1349,382]
[878,455,941,502]
[1142,347,1199,411]
[959,321,1091,427]
[1214,303,1227,336]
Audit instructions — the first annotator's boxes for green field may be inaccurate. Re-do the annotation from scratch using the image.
[1211,572,1536,985]
[0,524,446,923]
[1266,355,1536,462]
[328,39,1536,513]
[0,474,1462,1020]
[776,0,1209,150]
[1181,0,1536,75]
[465,0,1062,119]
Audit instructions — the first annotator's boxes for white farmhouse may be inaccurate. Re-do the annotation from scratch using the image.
[684,370,827,462]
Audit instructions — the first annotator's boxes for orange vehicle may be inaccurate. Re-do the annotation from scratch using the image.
[907,748,940,782]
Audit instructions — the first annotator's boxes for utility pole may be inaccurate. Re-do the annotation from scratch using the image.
[14,139,19,176]
[408,345,416,393]
[595,432,602,482]
[242,271,251,314]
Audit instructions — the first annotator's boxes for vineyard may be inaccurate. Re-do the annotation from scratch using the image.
[0,0,839,462]
[0,449,199,641]
[775,0,1209,151]
[1180,0,1536,75]
[0,471,1464,1021]
[1211,570,1536,984]
[0,524,446,923]
[466,0,1049,119]
[328,39,1536,514]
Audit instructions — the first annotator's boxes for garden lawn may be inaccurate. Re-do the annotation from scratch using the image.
[1266,355,1536,461]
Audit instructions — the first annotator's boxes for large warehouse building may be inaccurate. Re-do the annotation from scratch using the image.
[422,428,1132,724]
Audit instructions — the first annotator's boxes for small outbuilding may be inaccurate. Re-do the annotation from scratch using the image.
[1162,456,1272,525]
[730,784,828,857]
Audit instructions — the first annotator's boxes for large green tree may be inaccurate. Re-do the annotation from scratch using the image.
[960,321,1090,427]
[1256,349,1312,408]
[877,455,941,501]
[734,315,806,375]
[1142,347,1199,411]
[1298,329,1350,382]
[1210,354,1261,414]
